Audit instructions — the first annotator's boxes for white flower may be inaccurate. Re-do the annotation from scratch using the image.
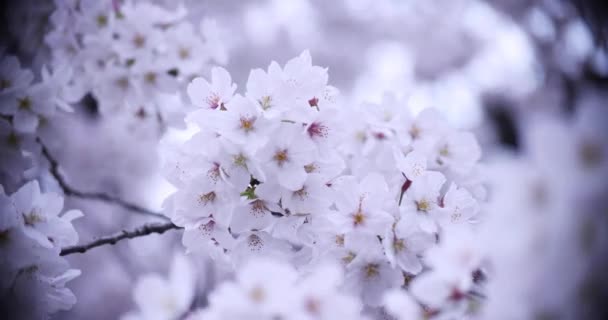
[365,95,413,145]
[112,17,162,60]
[187,67,236,110]
[5,268,81,319]
[338,104,373,156]
[409,271,471,312]
[383,218,434,274]
[256,124,316,191]
[400,171,446,233]
[167,173,237,228]
[0,83,54,133]
[160,51,488,315]
[344,249,402,307]
[257,174,331,216]
[246,51,328,121]
[393,149,427,182]
[192,258,365,320]
[231,231,293,267]
[0,189,34,285]
[92,65,139,113]
[121,1,187,27]
[270,215,308,245]
[160,145,211,189]
[230,198,278,234]
[434,131,481,174]
[0,119,37,187]
[204,95,274,150]
[41,63,85,112]
[330,173,394,236]
[0,183,81,318]
[292,263,363,320]
[123,254,196,320]
[200,258,298,319]
[383,289,427,320]
[304,107,346,156]
[164,22,207,76]
[74,0,115,34]
[182,221,235,265]
[214,138,262,190]
[278,51,327,110]
[300,150,345,182]
[404,108,447,154]
[132,55,179,97]
[0,55,33,96]
[246,63,285,119]
[435,183,479,226]
[409,227,481,312]
[10,181,82,249]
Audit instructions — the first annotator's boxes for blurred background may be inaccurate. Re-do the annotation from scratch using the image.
[1,0,607,319]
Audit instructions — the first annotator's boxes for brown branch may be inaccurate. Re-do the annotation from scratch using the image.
[60,222,182,256]
[39,141,169,221]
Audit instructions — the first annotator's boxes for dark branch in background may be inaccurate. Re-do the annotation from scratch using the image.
[39,141,169,221]
[60,222,181,256]
[81,93,100,119]
[572,0,608,48]
[484,97,519,150]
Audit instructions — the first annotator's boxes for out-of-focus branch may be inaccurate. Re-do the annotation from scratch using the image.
[39,141,169,221]
[60,222,182,256]
[572,0,608,48]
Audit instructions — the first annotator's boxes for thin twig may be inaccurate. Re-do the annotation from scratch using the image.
[39,141,169,221]
[60,222,182,256]
[154,103,167,135]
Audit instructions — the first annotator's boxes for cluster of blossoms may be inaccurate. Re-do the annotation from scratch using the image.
[0,181,82,318]
[2,1,230,317]
[0,54,83,318]
[0,24,88,318]
[190,259,365,320]
[384,104,608,320]
[161,51,485,317]
[122,254,196,320]
[46,0,226,121]
[382,226,484,319]
[124,256,365,320]
[0,53,71,191]
[3,1,605,319]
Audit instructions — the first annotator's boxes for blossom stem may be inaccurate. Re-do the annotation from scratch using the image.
[39,140,169,221]
[60,222,182,256]
[398,175,412,206]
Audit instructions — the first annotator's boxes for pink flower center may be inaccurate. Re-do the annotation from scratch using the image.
[273,149,289,166]
[206,93,221,109]
[239,116,256,132]
[307,122,328,139]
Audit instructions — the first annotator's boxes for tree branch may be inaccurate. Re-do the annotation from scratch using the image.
[40,141,169,221]
[60,222,182,256]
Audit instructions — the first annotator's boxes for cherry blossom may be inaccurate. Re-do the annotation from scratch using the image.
[187,67,236,110]
[0,181,82,318]
[190,258,365,320]
[122,254,196,320]
[159,52,486,316]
